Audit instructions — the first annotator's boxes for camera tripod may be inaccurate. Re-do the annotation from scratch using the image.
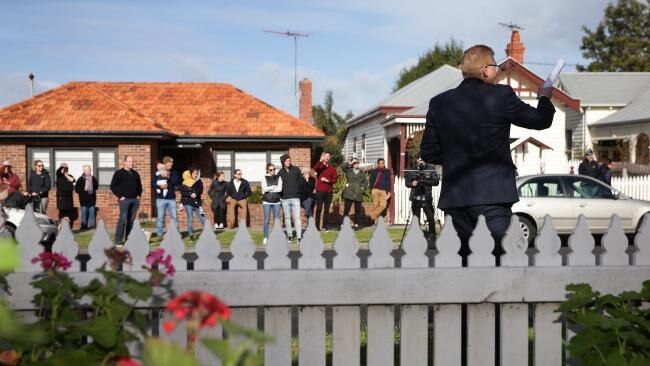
[398,203,441,250]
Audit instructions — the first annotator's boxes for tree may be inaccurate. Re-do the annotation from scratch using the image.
[393,39,464,91]
[312,90,352,166]
[578,0,650,72]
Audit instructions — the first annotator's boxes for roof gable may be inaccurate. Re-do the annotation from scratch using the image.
[500,58,580,112]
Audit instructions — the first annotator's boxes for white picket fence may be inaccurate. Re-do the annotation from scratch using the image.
[3,205,650,365]
[394,175,650,225]
[613,175,650,201]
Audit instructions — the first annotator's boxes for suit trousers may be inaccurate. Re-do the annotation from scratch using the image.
[444,204,512,264]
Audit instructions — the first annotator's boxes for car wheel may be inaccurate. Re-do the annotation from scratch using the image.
[517,215,537,246]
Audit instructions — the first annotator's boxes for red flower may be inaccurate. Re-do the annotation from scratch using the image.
[30,252,72,271]
[145,248,175,285]
[162,291,231,334]
[0,350,20,366]
[112,356,141,366]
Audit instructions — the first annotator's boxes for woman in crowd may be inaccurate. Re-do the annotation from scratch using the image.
[55,163,76,226]
[261,163,283,245]
[300,167,316,219]
[180,167,205,240]
[74,165,98,230]
[208,171,228,231]
[28,160,51,213]
[342,158,368,230]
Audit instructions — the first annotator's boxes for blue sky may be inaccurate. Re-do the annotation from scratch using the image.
[0,0,610,116]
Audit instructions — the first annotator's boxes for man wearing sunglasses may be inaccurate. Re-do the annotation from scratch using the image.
[28,160,51,213]
[420,44,554,263]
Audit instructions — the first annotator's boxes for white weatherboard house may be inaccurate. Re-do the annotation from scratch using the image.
[559,72,650,173]
[344,32,581,178]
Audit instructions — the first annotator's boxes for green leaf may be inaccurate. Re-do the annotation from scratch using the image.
[48,348,101,366]
[81,316,119,348]
[201,338,236,363]
[0,239,19,272]
[142,338,200,366]
[605,352,628,366]
[123,278,153,301]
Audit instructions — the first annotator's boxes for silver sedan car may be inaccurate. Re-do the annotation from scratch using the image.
[513,174,650,244]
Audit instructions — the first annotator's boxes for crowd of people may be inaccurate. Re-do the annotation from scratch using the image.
[0,144,618,246]
[0,152,394,246]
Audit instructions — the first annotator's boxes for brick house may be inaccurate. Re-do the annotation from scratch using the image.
[0,79,324,228]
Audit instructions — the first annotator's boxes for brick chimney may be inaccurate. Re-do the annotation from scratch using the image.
[299,78,313,125]
[505,30,525,64]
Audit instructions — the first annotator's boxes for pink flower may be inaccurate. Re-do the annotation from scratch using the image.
[145,248,175,285]
[31,252,72,272]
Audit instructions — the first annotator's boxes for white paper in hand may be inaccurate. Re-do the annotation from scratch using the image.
[543,59,566,88]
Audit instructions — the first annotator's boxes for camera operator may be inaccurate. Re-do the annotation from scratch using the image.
[405,158,440,239]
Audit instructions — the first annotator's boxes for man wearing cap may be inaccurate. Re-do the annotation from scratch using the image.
[578,149,599,178]
[152,156,180,239]
[1,160,21,195]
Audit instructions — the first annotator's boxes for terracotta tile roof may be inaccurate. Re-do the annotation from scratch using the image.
[0,82,325,139]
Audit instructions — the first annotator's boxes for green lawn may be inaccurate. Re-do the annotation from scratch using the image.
[72,225,411,249]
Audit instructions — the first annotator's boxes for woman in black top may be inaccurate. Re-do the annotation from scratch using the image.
[300,167,316,218]
[55,164,76,226]
[208,171,228,231]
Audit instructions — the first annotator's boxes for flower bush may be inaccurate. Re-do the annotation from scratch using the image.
[0,243,270,366]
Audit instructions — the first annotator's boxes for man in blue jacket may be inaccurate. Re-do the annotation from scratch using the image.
[420,44,555,260]
[151,156,180,238]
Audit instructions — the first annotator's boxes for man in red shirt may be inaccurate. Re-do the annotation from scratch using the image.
[312,152,337,231]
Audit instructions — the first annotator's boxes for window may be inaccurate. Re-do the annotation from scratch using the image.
[213,151,233,181]
[352,137,357,158]
[361,134,367,164]
[235,152,267,183]
[565,177,614,199]
[28,148,117,186]
[212,150,287,183]
[518,177,565,198]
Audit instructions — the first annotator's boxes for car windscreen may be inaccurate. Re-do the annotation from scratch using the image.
[518,177,565,198]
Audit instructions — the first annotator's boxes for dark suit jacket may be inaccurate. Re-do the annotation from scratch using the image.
[419,78,555,209]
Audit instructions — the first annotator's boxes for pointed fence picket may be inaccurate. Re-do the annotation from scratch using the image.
[4,205,650,366]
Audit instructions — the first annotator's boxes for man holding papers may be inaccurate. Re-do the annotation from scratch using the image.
[419,44,555,261]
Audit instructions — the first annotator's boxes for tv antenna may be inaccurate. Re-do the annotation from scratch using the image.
[263,30,311,98]
[498,22,525,31]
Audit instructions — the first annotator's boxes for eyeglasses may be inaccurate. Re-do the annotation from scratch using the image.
[235,172,242,175]
[268,168,275,172]
[36,165,43,167]
[486,64,503,72]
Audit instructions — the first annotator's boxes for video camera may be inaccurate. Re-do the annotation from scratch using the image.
[413,161,439,187]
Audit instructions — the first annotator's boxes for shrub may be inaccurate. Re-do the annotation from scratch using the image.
[557,281,650,365]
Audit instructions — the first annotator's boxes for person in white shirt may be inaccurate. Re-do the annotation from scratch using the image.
[261,163,283,244]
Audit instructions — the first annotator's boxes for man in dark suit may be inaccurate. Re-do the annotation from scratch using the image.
[420,44,555,260]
